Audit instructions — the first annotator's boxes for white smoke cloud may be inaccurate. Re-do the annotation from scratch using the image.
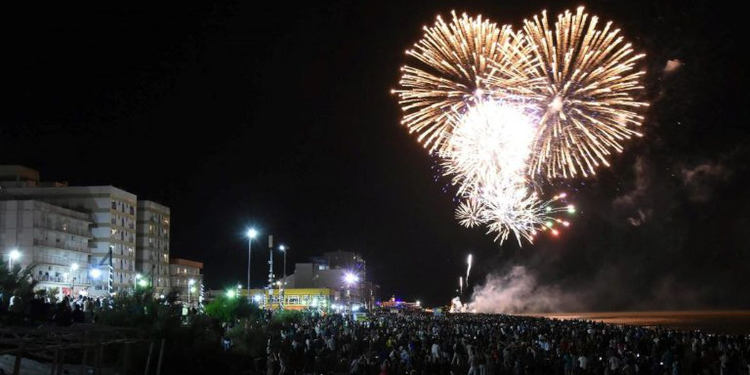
[680,162,730,202]
[663,59,683,74]
[613,157,653,226]
[465,266,583,313]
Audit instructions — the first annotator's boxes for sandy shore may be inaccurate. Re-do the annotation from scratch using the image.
[520,310,750,334]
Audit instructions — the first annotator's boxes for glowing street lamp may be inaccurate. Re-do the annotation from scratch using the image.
[226,289,236,299]
[278,244,288,283]
[343,272,359,286]
[8,249,21,270]
[246,228,258,302]
[188,279,196,304]
[70,263,80,295]
[90,268,102,279]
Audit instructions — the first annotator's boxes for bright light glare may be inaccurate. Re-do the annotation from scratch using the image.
[90,269,102,279]
[226,290,236,298]
[70,263,79,271]
[247,228,258,239]
[344,272,359,285]
[9,249,21,260]
[138,279,148,287]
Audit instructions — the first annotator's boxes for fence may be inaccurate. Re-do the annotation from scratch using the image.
[0,325,167,375]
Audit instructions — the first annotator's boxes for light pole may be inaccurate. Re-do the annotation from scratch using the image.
[188,278,196,305]
[70,263,79,296]
[246,228,258,302]
[8,249,21,271]
[344,272,359,310]
[278,245,288,283]
[278,245,287,310]
[188,279,195,305]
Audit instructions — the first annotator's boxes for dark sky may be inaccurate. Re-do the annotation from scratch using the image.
[2,1,747,308]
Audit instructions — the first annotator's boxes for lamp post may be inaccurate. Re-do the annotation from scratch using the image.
[344,272,359,310]
[278,245,288,282]
[70,263,79,296]
[188,279,196,305]
[246,228,258,302]
[8,249,21,271]
[278,245,287,310]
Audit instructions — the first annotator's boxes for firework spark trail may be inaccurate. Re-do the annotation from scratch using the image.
[392,11,533,154]
[442,97,573,244]
[466,254,473,284]
[394,7,645,245]
[489,6,649,179]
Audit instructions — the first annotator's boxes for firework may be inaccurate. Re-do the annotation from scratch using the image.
[441,96,537,196]
[393,11,532,153]
[466,254,473,284]
[491,7,649,179]
[444,98,574,245]
[393,7,646,245]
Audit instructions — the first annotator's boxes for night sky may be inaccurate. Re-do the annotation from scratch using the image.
[3,1,747,309]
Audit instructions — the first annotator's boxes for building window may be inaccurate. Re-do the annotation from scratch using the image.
[112,201,117,210]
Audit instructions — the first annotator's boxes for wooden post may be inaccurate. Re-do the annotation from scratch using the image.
[51,349,59,375]
[80,345,88,375]
[56,350,65,375]
[95,341,103,375]
[143,341,154,375]
[155,339,165,375]
[12,342,24,375]
[80,331,89,375]
[122,342,131,375]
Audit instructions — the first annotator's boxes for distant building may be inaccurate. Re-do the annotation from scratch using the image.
[0,200,93,296]
[279,250,378,309]
[247,287,334,311]
[1,166,139,294]
[169,258,203,306]
[136,200,170,294]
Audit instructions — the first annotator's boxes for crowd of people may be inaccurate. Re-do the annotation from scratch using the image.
[259,312,750,375]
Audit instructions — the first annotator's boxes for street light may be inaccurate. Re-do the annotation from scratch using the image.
[188,279,196,304]
[70,263,79,296]
[246,228,258,302]
[343,272,359,310]
[90,268,102,279]
[7,249,21,270]
[226,289,236,299]
[278,245,288,283]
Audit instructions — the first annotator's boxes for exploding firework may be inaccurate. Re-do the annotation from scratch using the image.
[441,96,536,196]
[478,189,572,244]
[491,7,649,179]
[392,11,532,153]
[443,98,574,244]
[393,7,646,245]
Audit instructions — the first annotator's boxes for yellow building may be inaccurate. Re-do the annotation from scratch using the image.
[245,288,334,310]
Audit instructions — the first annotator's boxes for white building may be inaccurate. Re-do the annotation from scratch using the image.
[169,258,203,306]
[136,200,170,294]
[1,167,139,295]
[0,200,93,296]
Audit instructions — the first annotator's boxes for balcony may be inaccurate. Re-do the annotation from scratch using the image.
[34,221,91,238]
[33,239,89,253]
